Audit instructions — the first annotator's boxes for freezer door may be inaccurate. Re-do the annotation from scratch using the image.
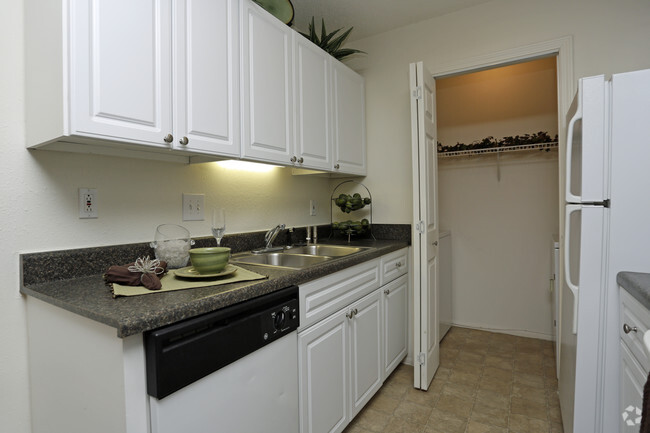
[559,204,608,433]
[565,75,609,203]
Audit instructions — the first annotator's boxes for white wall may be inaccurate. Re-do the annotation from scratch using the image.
[2,1,330,430]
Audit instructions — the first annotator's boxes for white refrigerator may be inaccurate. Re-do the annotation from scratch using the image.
[559,68,650,433]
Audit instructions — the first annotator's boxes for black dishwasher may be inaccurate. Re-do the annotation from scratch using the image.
[144,285,299,399]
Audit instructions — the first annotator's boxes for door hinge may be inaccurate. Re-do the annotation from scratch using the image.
[418,352,426,365]
[412,86,422,100]
[415,220,425,234]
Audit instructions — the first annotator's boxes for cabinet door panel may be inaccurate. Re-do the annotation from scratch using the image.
[299,313,348,433]
[383,275,408,377]
[71,0,172,146]
[349,290,382,418]
[241,1,293,163]
[294,35,331,170]
[620,342,645,432]
[173,0,239,156]
[332,61,366,175]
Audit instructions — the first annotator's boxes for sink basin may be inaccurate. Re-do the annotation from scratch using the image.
[284,245,369,257]
[231,252,331,270]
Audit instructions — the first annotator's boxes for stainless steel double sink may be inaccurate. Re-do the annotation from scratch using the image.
[231,245,371,270]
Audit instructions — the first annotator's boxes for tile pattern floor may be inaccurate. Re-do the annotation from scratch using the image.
[343,326,563,433]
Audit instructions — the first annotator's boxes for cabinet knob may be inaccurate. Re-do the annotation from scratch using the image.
[298,157,304,164]
[346,308,358,319]
[433,241,438,246]
[163,134,174,143]
[334,164,340,170]
[179,136,189,145]
[395,262,402,268]
[623,323,638,334]
[290,156,297,163]
[384,289,390,295]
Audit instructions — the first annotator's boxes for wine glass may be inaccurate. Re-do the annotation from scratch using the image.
[211,208,226,247]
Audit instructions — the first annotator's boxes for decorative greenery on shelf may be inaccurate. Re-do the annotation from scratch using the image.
[437,131,558,153]
[299,17,366,60]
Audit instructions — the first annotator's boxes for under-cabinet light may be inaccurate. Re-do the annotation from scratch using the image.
[215,160,281,173]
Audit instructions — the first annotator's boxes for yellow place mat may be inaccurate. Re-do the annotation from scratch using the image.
[111,265,268,297]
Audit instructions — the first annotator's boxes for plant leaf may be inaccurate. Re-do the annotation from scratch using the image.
[320,18,327,44]
[327,27,354,53]
[321,28,341,48]
[332,48,366,60]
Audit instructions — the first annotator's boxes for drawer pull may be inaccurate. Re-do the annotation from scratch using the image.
[623,323,638,334]
[395,262,402,268]
[346,308,358,319]
[384,289,390,295]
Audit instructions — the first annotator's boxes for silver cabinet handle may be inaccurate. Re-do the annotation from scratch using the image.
[623,323,638,334]
[384,289,390,295]
[298,157,304,164]
[346,308,358,319]
[290,156,297,163]
[179,136,189,145]
[334,164,340,170]
[163,134,174,143]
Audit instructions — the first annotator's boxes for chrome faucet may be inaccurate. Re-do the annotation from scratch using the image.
[264,224,286,249]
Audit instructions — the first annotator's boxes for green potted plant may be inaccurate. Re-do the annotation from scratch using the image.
[299,17,366,60]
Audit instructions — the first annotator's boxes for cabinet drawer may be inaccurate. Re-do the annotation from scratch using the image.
[299,259,380,331]
[380,248,408,285]
[620,288,650,372]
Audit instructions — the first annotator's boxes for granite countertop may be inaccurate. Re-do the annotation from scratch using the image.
[618,272,650,310]
[21,225,410,338]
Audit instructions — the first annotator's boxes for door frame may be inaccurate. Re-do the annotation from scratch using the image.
[411,35,573,375]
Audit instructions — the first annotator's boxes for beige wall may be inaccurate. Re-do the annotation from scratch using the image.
[345,0,650,224]
[436,56,559,146]
[435,58,559,337]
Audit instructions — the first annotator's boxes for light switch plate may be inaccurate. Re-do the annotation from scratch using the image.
[182,193,205,221]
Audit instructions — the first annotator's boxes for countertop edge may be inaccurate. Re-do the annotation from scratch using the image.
[618,271,650,310]
[22,241,409,337]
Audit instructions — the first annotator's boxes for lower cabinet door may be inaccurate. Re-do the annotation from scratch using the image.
[383,275,408,378]
[348,290,383,419]
[299,312,349,433]
[620,341,646,432]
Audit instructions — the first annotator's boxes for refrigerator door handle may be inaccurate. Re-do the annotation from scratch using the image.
[565,109,582,203]
[564,204,581,334]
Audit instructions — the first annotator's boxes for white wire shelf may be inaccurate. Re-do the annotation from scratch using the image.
[438,142,558,158]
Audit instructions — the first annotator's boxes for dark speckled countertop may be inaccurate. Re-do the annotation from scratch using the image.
[618,272,650,310]
[20,224,410,337]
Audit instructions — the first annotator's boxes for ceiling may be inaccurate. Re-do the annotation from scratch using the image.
[289,0,496,42]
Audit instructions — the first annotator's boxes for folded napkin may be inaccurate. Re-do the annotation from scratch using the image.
[104,257,168,290]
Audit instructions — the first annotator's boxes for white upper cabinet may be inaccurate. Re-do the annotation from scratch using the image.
[292,34,332,171]
[241,0,293,164]
[332,61,367,175]
[172,0,240,156]
[70,0,173,147]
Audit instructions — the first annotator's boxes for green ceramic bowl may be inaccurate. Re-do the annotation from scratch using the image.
[189,247,231,274]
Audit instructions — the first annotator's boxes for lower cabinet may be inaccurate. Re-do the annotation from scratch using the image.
[299,248,409,433]
[298,289,382,433]
[383,274,408,377]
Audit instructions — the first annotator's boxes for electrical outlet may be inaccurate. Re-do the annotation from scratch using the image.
[182,193,205,221]
[309,200,317,216]
[79,188,98,219]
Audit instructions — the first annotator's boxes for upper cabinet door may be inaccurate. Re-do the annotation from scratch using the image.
[173,0,240,156]
[293,35,332,171]
[70,0,173,147]
[332,61,366,176]
[241,0,293,164]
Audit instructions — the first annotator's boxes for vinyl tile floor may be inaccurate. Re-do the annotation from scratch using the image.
[343,326,563,433]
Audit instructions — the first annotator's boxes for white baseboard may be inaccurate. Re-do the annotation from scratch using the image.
[450,321,554,341]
